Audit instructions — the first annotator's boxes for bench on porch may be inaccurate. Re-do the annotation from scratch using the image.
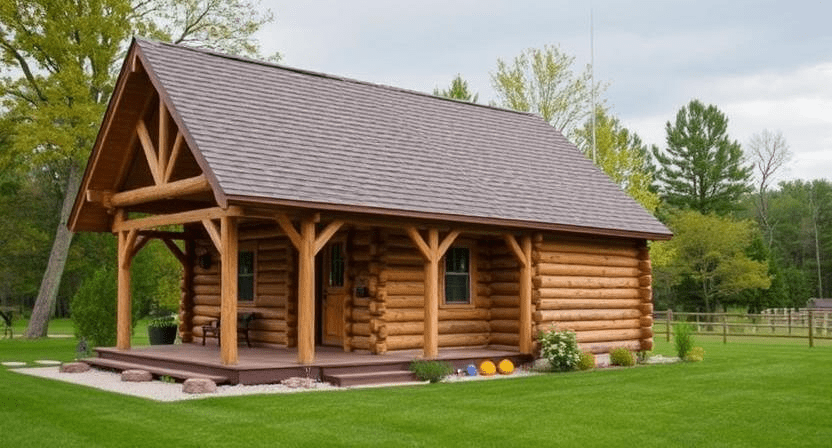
[202,312,257,348]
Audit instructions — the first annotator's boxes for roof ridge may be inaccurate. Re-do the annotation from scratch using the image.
[133,36,541,119]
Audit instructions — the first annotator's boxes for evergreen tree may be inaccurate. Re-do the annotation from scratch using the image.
[653,99,752,215]
[433,74,478,103]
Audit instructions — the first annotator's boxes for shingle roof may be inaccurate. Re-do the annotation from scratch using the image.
[136,39,671,239]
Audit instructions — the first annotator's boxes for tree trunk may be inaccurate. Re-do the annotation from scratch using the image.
[24,165,82,338]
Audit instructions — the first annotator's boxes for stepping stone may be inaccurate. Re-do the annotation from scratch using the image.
[1,361,27,367]
[35,360,61,366]
[60,362,91,373]
[121,369,152,382]
[183,378,217,394]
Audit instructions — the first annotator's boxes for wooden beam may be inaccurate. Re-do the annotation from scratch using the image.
[161,238,186,266]
[158,100,169,179]
[136,230,187,240]
[116,227,132,350]
[120,229,138,269]
[424,228,440,359]
[163,132,185,183]
[502,234,528,267]
[436,229,461,258]
[113,92,155,191]
[112,206,243,232]
[220,215,238,365]
[406,227,433,261]
[136,119,162,185]
[313,220,345,255]
[202,219,223,256]
[85,190,113,207]
[275,213,302,250]
[297,216,316,364]
[519,235,533,354]
[129,235,151,260]
[109,175,211,208]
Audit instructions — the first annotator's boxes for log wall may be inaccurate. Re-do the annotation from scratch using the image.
[486,239,521,347]
[185,228,296,347]
[532,235,653,354]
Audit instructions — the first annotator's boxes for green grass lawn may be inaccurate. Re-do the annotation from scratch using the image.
[1,335,830,447]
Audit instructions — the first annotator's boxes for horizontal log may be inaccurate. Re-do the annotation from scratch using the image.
[536,298,642,310]
[256,251,288,263]
[379,269,424,283]
[639,275,651,287]
[259,260,289,272]
[488,271,519,282]
[385,296,423,308]
[536,241,639,258]
[535,308,642,322]
[490,307,518,320]
[537,318,641,333]
[581,339,641,355]
[193,284,220,295]
[490,282,519,294]
[536,263,641,278]
[349,335,371,351]
[534,276,640,289]
[640,303,653,315]
[258,272,289,284]
[490,319,519,333]
[193,305,220,318]
[109,175,211,207]
[193,294,220,306]
[534,252,639,268]
[382,307,489,322]
[257,284,289,296]
[250,319,288,332]
[536,288,640,300]
[249,330,288,344]
[490,295,519,308]
[383,253,424,265]
[258,238,292,251]
[489,332,519,346]
[639,288,652,301]
[441,308,489,321]
[641,337,653,351]
[488,258,520,269]
[381,320,490,336]
[439,333,489,347]
[248,307,287,320]
[386,282,424,296]
[384,334,422,351]
[638,260,652,274]
[575,328,644,343]
[352,297,371,308]
[351,308,371,323]
[193,264,219,275]
[193,274,219,285]
[191,315,215,326]
[640,315,653,327]
[256,295,287,308]
[239,228,283,241]
[350,322,371,337]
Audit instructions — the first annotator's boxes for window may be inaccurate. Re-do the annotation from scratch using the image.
[328,243,345,287]
[238,250,255,302]
[444,247,470,304]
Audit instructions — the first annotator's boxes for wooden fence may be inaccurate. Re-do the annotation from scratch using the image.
[654,308,832,347]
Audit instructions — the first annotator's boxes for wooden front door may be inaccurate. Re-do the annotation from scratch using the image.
[322,242,347,346]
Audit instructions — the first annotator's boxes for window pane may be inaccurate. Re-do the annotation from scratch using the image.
[329,243,345,287]
[446,248,469,273]
[238,251,254,301]
[445,247,470,304]
[445,274,469,303]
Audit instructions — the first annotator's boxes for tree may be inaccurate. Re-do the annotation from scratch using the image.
[653,210,770,314]
[573,107,659,213]
[748,129,792,245]
[433,74,478,103]
[0,0,274,338]
[653,100,752,215]
[490,44,600,136]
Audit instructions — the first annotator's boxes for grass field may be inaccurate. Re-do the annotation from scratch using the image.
[1,335,830,447]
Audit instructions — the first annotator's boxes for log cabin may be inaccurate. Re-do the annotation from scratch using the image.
[68,38,672,369]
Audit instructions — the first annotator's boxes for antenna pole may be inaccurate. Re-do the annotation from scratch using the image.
[590,6,596,164]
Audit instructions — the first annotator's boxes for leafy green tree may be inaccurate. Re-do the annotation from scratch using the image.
[490,44,600,136]
[0,0,274,338]
[433,74,478,103]
[653,210,770,314]
[573,107,659,212]
[653,100,752,215]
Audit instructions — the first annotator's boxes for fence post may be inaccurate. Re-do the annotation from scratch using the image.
[788,309,792,335]
[809,310,814,348]
[722,313,727,344]
[666,309,673,342]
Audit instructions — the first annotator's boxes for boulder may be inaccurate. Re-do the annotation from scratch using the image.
[59,362,90,373]
[281,377,316,389]
[121,369,152,382]
[183,378,217,394]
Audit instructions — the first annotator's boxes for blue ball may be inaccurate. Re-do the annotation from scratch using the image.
[466,364,478,376]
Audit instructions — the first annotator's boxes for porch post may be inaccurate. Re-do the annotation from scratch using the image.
[297,217,316,365]
[503,233,534,355]
[424,229,440,359]
[116,227,135,350]
[220,215,238,365]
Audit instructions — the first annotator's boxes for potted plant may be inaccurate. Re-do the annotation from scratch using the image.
[147,312,179,345]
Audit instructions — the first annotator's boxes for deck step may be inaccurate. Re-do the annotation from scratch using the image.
[323,370,419,387]
[83,357,230,384]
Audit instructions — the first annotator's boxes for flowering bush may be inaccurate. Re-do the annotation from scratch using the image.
[538,327,582,371]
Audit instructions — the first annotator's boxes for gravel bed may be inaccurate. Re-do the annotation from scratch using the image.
[12,367,341,402]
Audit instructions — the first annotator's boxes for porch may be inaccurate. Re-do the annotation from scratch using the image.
[85,343,531,386]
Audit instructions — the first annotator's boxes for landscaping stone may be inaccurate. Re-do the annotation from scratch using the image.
[121,369,152,382]
[281,377,316,389]
[183,378,217,394]
[59,362,90,373]
[1,361,27,367]
[35,360,61,366]
[645,355,681,365]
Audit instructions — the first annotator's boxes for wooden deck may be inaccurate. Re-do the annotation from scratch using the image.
[87,343,532,386]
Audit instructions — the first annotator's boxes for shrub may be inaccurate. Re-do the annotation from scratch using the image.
[409,360,454,383]
[674,323,696,359]
[577,351,596,370]
[70,267,138,347]
[609,347,635,367]
[685,346,705,362]
[637,350,652,364]
[538,327,581,371]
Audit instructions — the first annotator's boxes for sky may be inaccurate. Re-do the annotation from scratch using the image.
[255,0,832,183]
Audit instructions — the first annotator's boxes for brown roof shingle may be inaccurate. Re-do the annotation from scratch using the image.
[136,39,671,239]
